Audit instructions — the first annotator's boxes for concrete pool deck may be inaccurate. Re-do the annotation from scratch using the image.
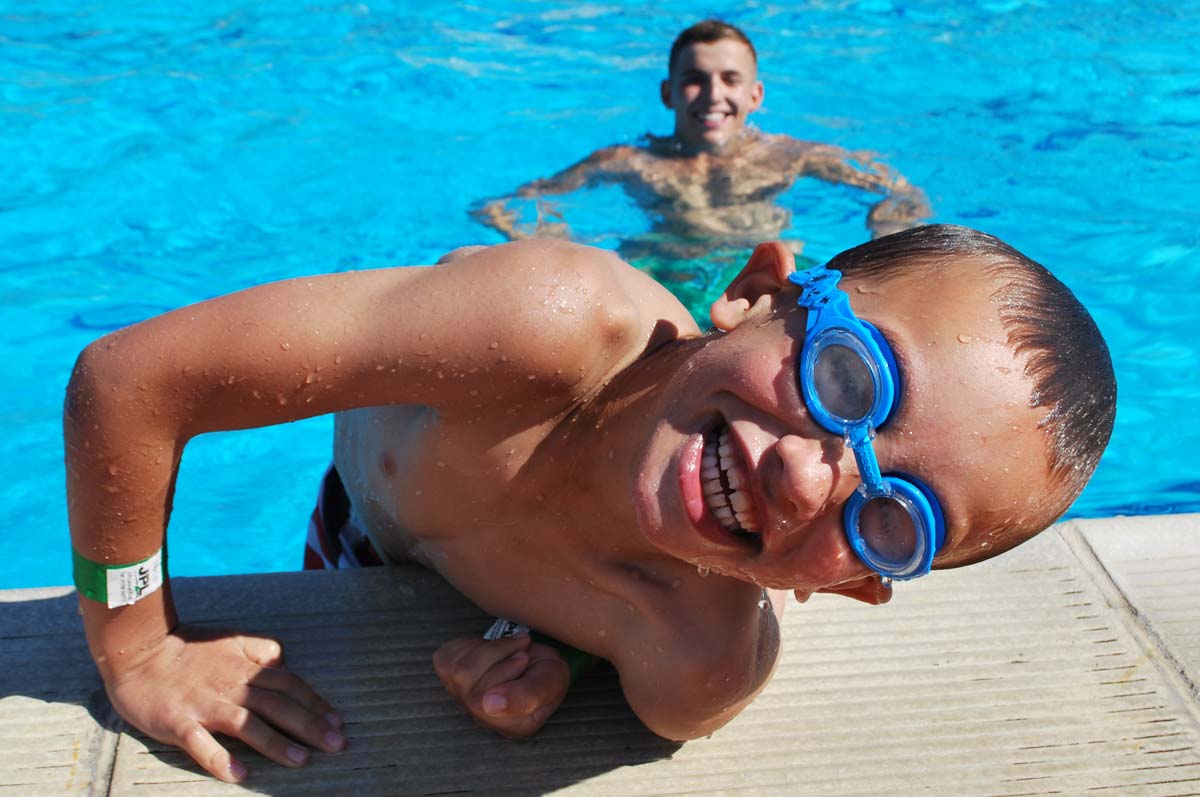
[2,513,1198,796]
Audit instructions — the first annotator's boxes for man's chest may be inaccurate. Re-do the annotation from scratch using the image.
[634,158,794,208]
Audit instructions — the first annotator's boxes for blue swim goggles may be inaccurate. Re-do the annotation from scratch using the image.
[788,266,946,581]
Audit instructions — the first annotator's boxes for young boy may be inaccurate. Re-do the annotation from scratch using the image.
[65,224,1115,783]
[474,20,931,260]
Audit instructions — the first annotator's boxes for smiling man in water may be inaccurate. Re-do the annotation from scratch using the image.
[474,20,931,262]
[66,225,1113,782]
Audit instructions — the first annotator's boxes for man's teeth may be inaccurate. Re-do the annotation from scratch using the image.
[701,427,760,534]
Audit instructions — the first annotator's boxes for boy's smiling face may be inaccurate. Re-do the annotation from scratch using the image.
[661,39,764,153]
[630,243,1059,601]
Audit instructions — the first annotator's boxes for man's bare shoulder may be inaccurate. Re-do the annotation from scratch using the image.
[746,132,831,167]
[576,143,651,175]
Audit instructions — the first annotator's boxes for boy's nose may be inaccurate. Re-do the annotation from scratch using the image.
[771,433,854,523]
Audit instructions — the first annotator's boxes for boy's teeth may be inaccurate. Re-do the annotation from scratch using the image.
[701,426,759,536]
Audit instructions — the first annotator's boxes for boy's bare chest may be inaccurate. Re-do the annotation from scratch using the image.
[334,407,770,668]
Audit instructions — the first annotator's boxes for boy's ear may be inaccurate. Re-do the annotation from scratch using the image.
[660,79,673,109]
[710,241,796,331]
[816,575,893,606]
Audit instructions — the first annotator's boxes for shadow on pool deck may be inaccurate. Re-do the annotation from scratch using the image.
[2,514,1199,796]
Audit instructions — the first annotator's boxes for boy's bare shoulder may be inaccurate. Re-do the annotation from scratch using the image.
[433,239,699,378]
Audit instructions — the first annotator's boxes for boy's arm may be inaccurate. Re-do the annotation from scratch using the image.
[66,241,655,778]
[472,146,633,241]
[789,142,932,238]
[612,588,786,741]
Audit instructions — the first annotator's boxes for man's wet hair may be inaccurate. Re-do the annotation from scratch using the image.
[824,224,1117,541]
[669,20,757,76]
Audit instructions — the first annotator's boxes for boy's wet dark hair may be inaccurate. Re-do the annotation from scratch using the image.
[668,20,757,76]
[825,224,1117,544]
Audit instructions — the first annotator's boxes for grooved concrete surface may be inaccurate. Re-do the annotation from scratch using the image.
[2,514,1198,796]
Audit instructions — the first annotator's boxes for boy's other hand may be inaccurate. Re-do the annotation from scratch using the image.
[433,632,570,739]
[104,625,345,782]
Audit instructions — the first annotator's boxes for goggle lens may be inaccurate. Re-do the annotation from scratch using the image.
[856,495,919,565]
[812,340,875,423]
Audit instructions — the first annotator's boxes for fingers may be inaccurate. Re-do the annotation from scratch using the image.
[433,633,533,698]
[251,665,344,729]
[432,634,572,740]
[207,702,313,770]
[482,655,568,719]
[243,685,346,754]
[240,635,284,667]
[175,719,247,783]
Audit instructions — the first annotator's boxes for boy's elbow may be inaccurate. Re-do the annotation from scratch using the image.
[65,338,112,416]
[634,697,744,742]
[623,661,763,743]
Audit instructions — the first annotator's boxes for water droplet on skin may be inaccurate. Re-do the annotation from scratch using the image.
[957,333,972,343]
[696,565,710,577]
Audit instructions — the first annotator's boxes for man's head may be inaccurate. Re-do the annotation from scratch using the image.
[661,20,764,153]
[631,225,1115,602]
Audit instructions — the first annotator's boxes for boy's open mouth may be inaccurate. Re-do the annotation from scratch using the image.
[701,422,761,546]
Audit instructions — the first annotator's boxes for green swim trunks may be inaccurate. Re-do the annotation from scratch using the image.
[624,241,817,324]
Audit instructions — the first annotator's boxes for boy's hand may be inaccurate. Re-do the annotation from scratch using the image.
[432,632,570,739]
[104,625,345,783]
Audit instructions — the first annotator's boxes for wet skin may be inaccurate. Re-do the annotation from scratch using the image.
[68,238,1055,773]
[631,246,1058,595]
[335,242,1057,736]
[474,40,930,258]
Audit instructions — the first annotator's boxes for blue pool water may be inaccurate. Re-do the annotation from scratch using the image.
[2,1,1197,589]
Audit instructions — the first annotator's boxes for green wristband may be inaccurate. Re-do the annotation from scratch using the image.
[72,546,166,608]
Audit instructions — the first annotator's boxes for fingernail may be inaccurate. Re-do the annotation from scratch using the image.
[482,692,507,715]
[228,760,247,780]
[325,712,344,728]
[324,731,345,751]
[286,745,307,765]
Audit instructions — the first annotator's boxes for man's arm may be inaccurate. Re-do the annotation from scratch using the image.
[471,146,635,241]
[65,240,662,779]
[791,143,932,238]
